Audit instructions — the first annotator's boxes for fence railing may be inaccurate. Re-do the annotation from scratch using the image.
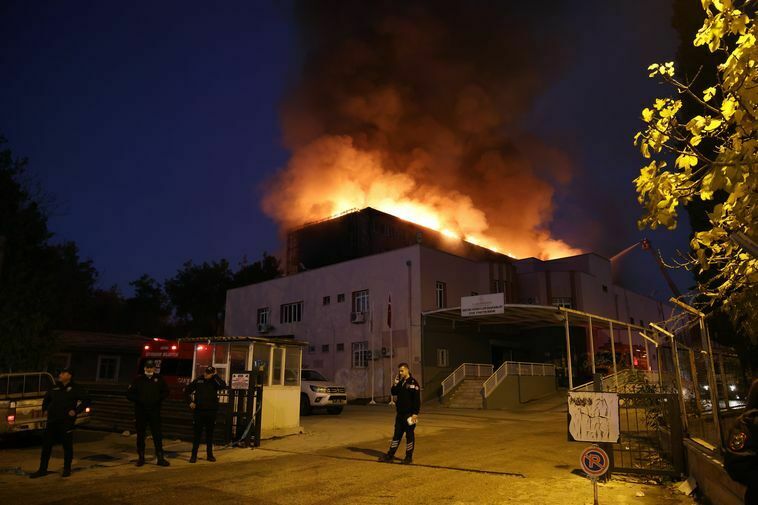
[0,372,56,399]
[571,369,663,393]
[440,363,493,397]
[483,361,555,398]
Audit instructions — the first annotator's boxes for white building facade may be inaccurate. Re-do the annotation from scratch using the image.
[225,245,669,400]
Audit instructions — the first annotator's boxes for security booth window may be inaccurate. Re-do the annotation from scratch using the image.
[252,343,271,386]
[272,347,284,385]
[284,347,301,386]
[193,344,213,379]
[229,344,249,374]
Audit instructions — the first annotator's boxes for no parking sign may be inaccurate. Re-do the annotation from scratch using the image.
[580,445,609,505]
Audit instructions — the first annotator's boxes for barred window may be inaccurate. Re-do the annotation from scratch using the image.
[435,281,447,309]
[280,301,303,323]
[352,341,369,368]
[352,290,370,313]
[257,307,270,326]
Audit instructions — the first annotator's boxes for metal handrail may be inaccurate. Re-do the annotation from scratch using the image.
[571,368,659,393]
[483,361,556,398]
[441,363,493,397]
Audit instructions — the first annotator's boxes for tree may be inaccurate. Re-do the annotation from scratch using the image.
[633,0,757,337]
[126,274,171,336]
[0,137,98,370]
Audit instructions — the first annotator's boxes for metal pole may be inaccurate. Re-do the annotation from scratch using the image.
[700,316,722,449]
[689,349,702,414]
[589,316,596,375]
[643,336,651,372]
[626,324,634,370]
[717,352,730,411]
[668,333,689,433]
[564,312,573,389]
[370,301,376,405]
[389,293,395,406]
[609,321,618,391]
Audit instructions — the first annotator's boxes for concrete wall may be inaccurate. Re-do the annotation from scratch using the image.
[484,375,556,409]
[684,439,746,505]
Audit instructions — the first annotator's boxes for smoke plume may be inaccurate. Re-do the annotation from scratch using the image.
[263,1,581,259]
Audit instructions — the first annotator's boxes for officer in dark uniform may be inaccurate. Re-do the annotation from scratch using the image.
[30,368,90,478]
[185,366,227,463]
[379,362,420,464]
[127,359,170,467]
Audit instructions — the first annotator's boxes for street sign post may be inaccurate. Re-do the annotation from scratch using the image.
[580,445,610,505]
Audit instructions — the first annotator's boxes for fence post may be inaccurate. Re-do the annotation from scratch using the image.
[668,393,685,476]
[717,353,731,412]
[700,318,723,450]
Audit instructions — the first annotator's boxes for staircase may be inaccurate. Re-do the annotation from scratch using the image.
[443,377,486,409]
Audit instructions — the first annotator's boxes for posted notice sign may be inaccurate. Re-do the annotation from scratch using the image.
[231,373,250,390]
[461,293,505,317]
[567,391,620,443]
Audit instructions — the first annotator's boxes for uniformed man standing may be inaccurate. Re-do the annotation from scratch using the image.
[379,362,420,464]
[30,368,90,478]
[185,366,227,463]
[127,359,170,467]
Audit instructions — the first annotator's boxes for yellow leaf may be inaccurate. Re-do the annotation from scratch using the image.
[721,96,737,120]
[690,135,703,146]
[675,153,698,170]
[704,118,722,131]
[703,87,717,101]
[642,108,654,122]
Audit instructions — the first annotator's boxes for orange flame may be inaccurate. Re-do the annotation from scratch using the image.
[263,136,581,260]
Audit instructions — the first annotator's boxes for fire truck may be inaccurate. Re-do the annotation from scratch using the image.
[139,338,195,392]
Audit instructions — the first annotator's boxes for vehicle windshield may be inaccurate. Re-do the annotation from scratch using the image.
[302,370,328,381]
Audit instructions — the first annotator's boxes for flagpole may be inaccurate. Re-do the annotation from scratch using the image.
[388,293,395,406]
[369,300,376,405]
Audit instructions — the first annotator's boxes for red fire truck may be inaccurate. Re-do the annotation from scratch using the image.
[139,338,195,390]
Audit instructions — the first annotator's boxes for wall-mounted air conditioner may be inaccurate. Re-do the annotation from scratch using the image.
[350,312,366,324]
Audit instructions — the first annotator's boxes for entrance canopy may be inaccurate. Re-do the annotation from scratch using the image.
[422,304,664,389]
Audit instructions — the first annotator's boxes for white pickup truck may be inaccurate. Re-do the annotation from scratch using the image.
[300,369,347,415]
[0,372,90,437]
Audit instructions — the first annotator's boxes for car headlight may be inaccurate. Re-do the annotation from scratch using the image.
[310,385,328,393]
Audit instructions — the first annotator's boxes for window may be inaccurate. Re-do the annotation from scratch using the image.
[323,296,330,306]
[436,349,449,367]
[252,344,271,384]
[640,320,644,328]
[471,291,479,296]
[435,281,447,309]
[272,347,284,385]
[322,344,329,353]
[96,355,120,382]
[284,347,301,386]
[352,290,370,313]
[491,279,504,293]
[257,307,270,326]
[352,341,369,368]
[336,343,344,352]
[602,285,608,293]
[337,293,345,303]
[630,317,635,324]
[280,301,303,323]
[551,297,573,309]
[308,345,316,353]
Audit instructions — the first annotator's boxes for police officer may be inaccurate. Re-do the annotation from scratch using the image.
[185,366,227,463]
[379,362,420,464]
[30,368,90,478]
[127,359,170,467]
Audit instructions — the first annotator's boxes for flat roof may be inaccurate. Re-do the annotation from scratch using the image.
[178,335,309,347]
[423,304,653,337]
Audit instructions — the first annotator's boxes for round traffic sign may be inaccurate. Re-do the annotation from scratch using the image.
[580,446,610,477]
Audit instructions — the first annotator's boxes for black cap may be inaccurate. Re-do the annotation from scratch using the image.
[205,366,216,374]
[144,359,156,368]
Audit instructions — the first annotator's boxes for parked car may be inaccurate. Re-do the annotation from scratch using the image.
[300,369,347,415]
[0,372,91,438]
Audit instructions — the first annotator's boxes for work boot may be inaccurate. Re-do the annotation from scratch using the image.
[156,452,171,467]
[207,454,216,462]
[378,453,395,463]
[207,447,216,462]
[401,456,413,465]
[29,469,48,479]
[136,450,145,467]
[62,467,72,478]
[189,455,197,463]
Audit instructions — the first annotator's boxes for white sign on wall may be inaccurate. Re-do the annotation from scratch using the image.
[461,293,505,317]
[567,391,620,443]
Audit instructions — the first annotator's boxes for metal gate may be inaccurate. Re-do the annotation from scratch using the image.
[609,393,684,477]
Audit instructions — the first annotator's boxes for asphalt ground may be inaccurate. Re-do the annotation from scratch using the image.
[0,394,697,505]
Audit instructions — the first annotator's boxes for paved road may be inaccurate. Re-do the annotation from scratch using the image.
[0,396,695,504]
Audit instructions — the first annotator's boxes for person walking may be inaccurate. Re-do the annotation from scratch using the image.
[378,362,420,464]
[185,366,227,463]
[127,359,170,467]
[29,369,90,478]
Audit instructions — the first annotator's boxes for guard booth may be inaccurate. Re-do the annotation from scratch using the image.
[178,336,306,439]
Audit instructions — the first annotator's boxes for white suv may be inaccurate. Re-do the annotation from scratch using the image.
[300,369,347,415]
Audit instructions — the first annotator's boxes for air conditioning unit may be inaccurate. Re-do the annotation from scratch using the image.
[381,347,395,357]
[257,323,271,333]
[350,312,366,324]
[370,349,381,360]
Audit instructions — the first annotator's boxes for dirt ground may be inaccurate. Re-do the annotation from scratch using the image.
[0,394,697,505]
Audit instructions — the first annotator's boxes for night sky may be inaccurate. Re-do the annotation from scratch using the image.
[1,1,693,298]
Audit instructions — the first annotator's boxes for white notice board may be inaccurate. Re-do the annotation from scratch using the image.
[567,391,620,443]
[461,293,505,317]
